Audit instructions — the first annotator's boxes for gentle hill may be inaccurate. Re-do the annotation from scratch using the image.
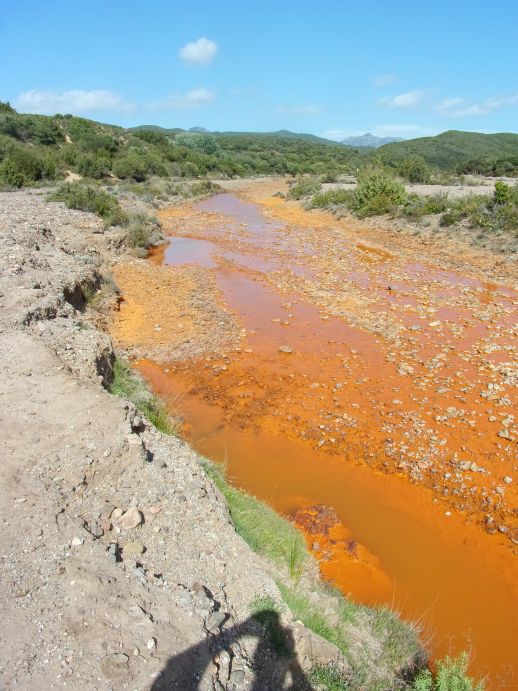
[0,104,367,185]
[378,130,518,170]
[341,133,404,148]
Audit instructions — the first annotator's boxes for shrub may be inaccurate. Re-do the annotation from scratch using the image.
[412,653,484,691]
[287,176,322,200]
[310,188,354,209]
[51,182,127,225]
[0,156,26,187]
[125,212,163,249]
[398,156,432,184]
[494,180,511,205]
[113,154,148,181]
[77,153,110,179]
[188,179,223,196]
[0,101,15,113]
[352,165,407,217]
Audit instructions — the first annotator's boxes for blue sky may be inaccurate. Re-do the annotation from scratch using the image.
[2,1,517,140]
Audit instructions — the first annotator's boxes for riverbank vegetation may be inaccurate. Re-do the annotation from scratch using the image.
[296,167,518,253]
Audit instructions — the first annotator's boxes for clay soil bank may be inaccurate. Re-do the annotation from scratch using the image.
[110,179,518,687]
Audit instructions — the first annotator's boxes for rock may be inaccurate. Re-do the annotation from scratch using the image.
[123,541,145,557]
[498,525,509,534]
[115,507,143,530]
[206,611,227,632]
[110,507,123,520]
[146,637,156,650]
[86,520,104,538]
[106,542,121,562]
[229,669,246,685]
[71,536,83,546]
[503,476,513,484]
[278,345,293,354]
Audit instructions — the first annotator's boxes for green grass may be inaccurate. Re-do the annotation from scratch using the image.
[309,664,350,690]
[277,581,346,649]
[108,358,177,434]
[201,459,308,580]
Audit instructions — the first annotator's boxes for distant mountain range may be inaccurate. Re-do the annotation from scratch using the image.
[340,133,405,148]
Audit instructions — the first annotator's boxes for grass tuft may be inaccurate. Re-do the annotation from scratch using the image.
[309,664,350,690]
[108,358,177,434]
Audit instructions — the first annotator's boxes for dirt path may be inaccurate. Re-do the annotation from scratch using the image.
[110,180,517,685]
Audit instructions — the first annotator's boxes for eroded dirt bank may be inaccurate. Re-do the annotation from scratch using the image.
[1,189,407,690]
[110,180,518,687]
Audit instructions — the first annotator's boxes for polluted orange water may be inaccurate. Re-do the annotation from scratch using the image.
[121,191,517,687]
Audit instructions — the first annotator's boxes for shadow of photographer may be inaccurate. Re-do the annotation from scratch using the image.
[151,609,314,690]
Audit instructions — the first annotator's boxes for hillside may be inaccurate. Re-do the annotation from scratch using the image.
[378,130,518,172]
[0,105,366,184]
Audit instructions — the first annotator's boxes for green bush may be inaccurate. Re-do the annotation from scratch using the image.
[51,182,127,226]
[412,653,484,691]
[494,180,511,205]
[352,165,407,217]
[398,156,432,183]
[125,212,162,249]
[0,156,26,187]
[77,153,110,179]
[113,153,148,181]
[287,176,322,200]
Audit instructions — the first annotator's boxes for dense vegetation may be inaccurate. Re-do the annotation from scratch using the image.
[379,130,518,175]
[0,103,366,188]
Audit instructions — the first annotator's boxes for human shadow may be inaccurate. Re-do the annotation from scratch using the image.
[151,608,314,690]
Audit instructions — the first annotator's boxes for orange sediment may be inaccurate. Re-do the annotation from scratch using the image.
[110,183,518,687]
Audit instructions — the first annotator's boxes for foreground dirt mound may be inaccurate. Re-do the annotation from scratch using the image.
[0,190,421,690]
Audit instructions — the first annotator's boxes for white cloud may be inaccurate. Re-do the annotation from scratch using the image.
[436,94,518,117]
[276,104,323,115]
[380,90,426,108]
[150,88,215,111]
[372,74,396,87]
[16,89,133,114]
[179,37,218,65]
